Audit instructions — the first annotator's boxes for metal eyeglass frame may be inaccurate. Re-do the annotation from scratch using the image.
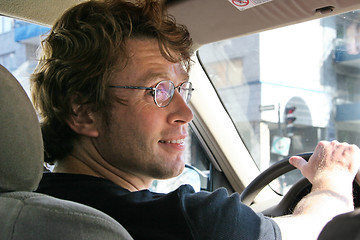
[108,80,194,108]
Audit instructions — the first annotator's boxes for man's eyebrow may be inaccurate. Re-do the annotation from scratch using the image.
[142,72,189,85]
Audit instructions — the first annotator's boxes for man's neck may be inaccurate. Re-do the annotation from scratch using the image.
[53,137,152,191]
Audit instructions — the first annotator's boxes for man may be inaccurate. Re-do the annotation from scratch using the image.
[32,0,360,239]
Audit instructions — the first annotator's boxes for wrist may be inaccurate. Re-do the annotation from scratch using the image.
[311,189,353,207]
[312,173,354,197]
[293,189,354,216]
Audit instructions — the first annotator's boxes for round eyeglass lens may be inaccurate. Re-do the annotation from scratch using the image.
[155,81,174,107]
[179,82,192,103]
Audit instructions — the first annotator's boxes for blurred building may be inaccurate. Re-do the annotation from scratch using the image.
[0,17,49,96]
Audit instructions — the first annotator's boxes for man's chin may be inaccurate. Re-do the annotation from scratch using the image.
[155,161,185,180]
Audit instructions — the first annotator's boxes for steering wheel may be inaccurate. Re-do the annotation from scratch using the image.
[240,151,360,217]
[240,153,313,217]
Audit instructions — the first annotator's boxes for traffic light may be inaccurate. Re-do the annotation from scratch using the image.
[285,106,296,137]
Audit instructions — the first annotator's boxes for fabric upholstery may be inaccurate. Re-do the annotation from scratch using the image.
[0,64,133,240]
[0,64,43,192]
[0,192,134,240]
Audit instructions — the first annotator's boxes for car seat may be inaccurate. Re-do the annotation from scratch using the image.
[318,208,360,239]
[0,64,133,240]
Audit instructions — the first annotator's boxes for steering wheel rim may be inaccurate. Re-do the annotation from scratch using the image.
[240,152,313,206]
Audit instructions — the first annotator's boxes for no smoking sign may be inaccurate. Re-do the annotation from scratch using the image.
[229,0,272,11]
[232,0,249,7]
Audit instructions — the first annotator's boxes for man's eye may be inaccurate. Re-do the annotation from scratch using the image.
[147,90,155,96]
[156,89,170,102]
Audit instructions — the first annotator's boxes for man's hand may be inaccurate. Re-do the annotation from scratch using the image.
[289,140,360,193]
[273,141,360,240]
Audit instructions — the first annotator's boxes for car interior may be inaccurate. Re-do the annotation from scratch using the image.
[1,0,360,239]
[0,64,133,239]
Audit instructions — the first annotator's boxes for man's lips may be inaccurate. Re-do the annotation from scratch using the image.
[158,139,185,144]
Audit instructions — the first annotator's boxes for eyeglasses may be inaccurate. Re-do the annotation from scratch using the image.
[108,80,194,108]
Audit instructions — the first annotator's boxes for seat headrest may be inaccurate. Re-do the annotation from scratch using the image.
[0,64,43,192]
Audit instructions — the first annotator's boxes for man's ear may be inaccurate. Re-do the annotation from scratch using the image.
[66,102,99,138]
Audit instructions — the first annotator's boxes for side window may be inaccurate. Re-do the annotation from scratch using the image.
[0,16,49,96]
[0,16,13,33]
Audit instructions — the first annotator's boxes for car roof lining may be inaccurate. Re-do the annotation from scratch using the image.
[1,0,360,49]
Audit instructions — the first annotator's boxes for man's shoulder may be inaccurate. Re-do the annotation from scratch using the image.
[37,173,239,207]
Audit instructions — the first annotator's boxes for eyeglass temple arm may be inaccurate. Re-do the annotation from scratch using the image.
[108,86,154,90]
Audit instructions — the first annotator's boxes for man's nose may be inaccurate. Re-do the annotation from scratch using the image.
[167,90,193,124]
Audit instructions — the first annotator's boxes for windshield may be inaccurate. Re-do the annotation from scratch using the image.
[198,10,360,194]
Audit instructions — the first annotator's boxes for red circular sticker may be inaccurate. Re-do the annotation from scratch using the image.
[232,0,249,7]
